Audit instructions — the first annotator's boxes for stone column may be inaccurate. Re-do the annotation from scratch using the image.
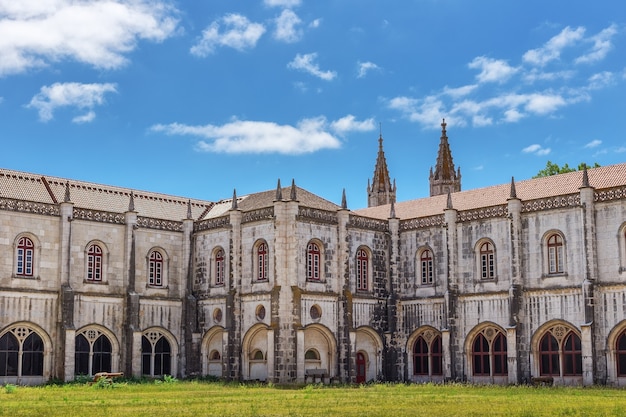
[336,208,351,382]
[273,193,299,383]
[181,214,199,378]
[580,176,596,386]
[443,201,459,378]
[387,214,401,380]
[226,207,242,380]
[124,206,138,377]
[506,326,518,384]
[58,199,74,381]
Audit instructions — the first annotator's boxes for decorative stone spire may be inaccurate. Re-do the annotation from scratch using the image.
[509,177,517,199]
[128,191,135,212]
[341,189,347,209]
[446,189,453,209]
[430,118,461,197]
[275,179,283,201]
[187,199,192,219]
[64,181,71,203]
[389,199,396,219]
[290,179,297,200]
[367,132,396,207]
[582,165,590,188]
[232,189,238,210]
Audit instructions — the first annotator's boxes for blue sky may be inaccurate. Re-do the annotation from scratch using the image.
[1,0,625,209]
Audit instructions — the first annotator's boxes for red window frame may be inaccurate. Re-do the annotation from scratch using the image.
[413,336,429,375]
[547,234,564,274]
[492,333,508,376]
[539,333,560,376]
[148,251,163,286]
[562,332,582,376]
[617,330,626,376]
[307,242,321,281]
[480,242,495,279]
[356,249,368,291]
[472,334,490,376]
[215,249,225,286]
[87,244,103,281]
[420,250,433,285]
[257,243,268,281]
[16,237,34,277]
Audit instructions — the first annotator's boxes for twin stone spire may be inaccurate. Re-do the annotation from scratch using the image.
[367,119,462,208]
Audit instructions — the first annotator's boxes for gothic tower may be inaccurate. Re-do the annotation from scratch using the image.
[367,133,396,207]
[430,119,461,196]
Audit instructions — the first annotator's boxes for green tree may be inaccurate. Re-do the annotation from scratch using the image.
[534,161,600,178]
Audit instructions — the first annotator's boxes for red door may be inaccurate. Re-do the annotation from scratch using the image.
[356,352,366,383]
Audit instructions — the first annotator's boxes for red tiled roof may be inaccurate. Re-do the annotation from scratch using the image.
[354,163,626,220]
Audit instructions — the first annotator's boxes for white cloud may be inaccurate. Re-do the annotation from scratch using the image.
[264,0,301,7]
[523,93,567,115]
[587,71,614,90]
[357,61,380,78]
[27,82,117,122]
[523,26,585,66]
[503,108,524,123]
[309,19,321,29]
[472,115,492,127]
[584,139,602,148]
[575,24,618,65]
[523,69,575,83]
[287,53,336,80]
[190,14,265,56]
[387,95,447,128]
[468,56,518,83]
[522,144,551,156]
[273,9,302,43]
[0,1,179,76]
[330,115,375,134]
[443,84,477,98]
[151,116,349,154]
[72,110,96,124]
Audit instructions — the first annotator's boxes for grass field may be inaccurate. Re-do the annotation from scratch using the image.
[2,379,626,416]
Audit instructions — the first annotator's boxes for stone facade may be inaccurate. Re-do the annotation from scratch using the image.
[2,133,626,386]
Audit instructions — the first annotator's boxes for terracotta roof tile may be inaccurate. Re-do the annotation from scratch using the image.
[0,168,213,221]
[354,163,626,220]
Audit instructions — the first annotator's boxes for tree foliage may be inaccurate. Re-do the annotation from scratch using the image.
[534,161,600,178]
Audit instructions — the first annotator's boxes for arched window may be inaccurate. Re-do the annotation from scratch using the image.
[0,327,44,377]
[75,330,112,376]
[16,236,34,277]
[479,242,495,280]
[540,333,560,376]
[251,350,265,361]
[214,249,225,286]
[305,349,320,361]
[616,330,626,377]
[412,329,442,377]
[307,242,321,281]
[538,325,582,377]
[356,248,369,291]
[471,327,508,377]
[547,234,564,274]
[256,242,268,281]
[87,244,103,282]
[562,332,582,376]
[414,336,429,375]
[141,331,172,377]
[148,250,163,286]
[420,249,434,285]
[473,334,490,376]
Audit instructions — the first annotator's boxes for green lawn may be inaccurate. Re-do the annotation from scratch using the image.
[2,380,626,416]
